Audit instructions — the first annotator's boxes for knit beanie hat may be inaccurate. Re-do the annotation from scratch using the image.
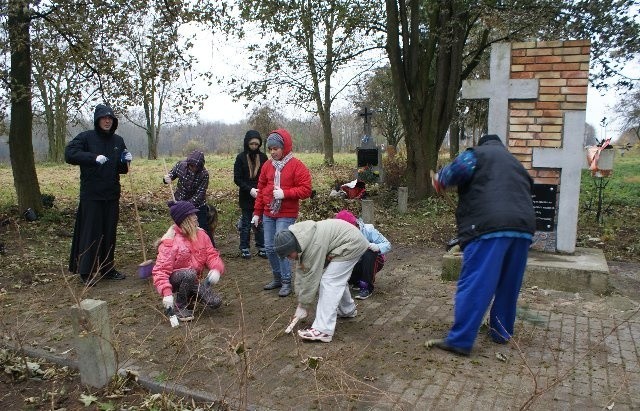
[168,200,198,225]
[335,209,358,226]
[266,132,285,149]
[274,229,301,258]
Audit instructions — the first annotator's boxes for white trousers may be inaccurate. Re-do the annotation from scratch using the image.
[312,257,360,335]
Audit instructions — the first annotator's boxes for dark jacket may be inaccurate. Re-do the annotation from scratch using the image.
[456,137,536,249]
[167,150,209,208]
[65,104,128,201]
[233,130,268,210]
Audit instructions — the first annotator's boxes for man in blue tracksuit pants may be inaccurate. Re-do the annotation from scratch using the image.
[427,134,536,356]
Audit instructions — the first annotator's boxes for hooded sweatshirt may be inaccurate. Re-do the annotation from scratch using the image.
[64,104,128,200]
[289,219,369,305]
[253,128,312,218]
[234,130,268,210]
[167,150,209,207]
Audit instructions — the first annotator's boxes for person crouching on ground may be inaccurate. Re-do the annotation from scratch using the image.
[334,209,391,300]
[152,200,225,322]
[427,134,536,356]
[274,219,369,342]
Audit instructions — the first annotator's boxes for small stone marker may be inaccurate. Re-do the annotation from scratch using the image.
[397,187,408,213]
[70,299,116,388]
[361,199,374,224]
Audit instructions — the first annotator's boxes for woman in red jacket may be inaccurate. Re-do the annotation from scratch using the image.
[152,201,225,321]
[252,129,312,297]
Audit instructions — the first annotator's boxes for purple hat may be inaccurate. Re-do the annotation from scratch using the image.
[168,200,198,225]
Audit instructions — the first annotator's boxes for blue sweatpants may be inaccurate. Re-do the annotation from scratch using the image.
[446,236,531,351]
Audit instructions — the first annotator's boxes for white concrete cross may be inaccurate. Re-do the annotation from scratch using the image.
[532,111,586,253]
[461,43,539,144]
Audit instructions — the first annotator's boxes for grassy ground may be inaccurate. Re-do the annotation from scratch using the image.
[0,149,638,271]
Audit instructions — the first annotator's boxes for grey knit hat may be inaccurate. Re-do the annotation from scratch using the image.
[266,132,285,149]
[274,229,300,258]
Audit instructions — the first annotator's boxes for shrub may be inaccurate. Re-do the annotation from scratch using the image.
[182,139,207,156]
[383,153,407,190]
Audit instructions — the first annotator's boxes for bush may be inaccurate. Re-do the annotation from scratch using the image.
[383,153,407,190]
[182,139,207,155]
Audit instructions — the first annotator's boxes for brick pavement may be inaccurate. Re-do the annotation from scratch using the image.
[246,247,640,410]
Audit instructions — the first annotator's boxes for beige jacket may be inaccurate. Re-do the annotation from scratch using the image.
[290,219,369,305]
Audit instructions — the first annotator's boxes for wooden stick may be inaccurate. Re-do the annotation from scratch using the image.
[127,167,147,261]
[285,316,300,334]
[162,158,176,202]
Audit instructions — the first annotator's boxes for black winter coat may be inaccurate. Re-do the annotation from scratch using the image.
[233,133,268,210]
[65,105,129,200]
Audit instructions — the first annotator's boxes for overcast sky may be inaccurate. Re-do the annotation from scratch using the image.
[190,28,638,142]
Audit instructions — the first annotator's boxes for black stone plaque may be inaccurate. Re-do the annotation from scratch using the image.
[532,184,557,232]
[357,148,379,167]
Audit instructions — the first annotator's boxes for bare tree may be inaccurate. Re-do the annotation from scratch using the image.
[228,0,383,165]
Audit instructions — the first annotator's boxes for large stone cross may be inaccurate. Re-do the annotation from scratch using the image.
[532,111,586,253]
[461,43,539,144]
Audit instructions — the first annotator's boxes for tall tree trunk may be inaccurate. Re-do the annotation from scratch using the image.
[449,121,460,160]
[8,0,43,214]
[386,0,471,199]
[53,98,68,162]
[321,110,334,165]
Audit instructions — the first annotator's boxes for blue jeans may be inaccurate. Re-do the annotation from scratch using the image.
[196,205,214,246]
[239,208,264,251]
[262,215,296,283]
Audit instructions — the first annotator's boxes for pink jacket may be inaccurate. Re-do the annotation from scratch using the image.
[152,225,225,297]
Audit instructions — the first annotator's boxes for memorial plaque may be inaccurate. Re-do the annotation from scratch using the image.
[357,148,379,167]
[532,184,557,231]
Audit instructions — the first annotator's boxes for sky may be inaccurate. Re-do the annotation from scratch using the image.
[190,27,638,142]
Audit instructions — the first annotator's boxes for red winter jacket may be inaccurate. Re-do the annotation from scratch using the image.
[253,128,312,219]
[152,225,225,297]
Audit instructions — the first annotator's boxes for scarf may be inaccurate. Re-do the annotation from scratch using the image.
[269,152,293,214]
[247,152,260,179]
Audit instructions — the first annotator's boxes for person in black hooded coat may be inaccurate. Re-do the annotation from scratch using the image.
[65,103,132,285]
[233,130,268,259]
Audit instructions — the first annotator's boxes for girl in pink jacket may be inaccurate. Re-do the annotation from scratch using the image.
[152,201,225,322]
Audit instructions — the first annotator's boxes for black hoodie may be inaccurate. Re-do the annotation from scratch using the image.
[233,130,268,210]
[64,104,128,200]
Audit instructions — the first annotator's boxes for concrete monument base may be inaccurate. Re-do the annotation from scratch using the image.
[441,247,610,294]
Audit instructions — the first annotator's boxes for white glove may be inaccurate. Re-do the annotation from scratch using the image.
[250,188,258,198]
[163,174,172,184]
[162,295,174,309]
[368,243,380,253]
[96,155,108,164]
[294,305,308,320]
[122,151,133,162]
[251,215,260,227]
[273,187,284,200]
[205,269,221,286]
